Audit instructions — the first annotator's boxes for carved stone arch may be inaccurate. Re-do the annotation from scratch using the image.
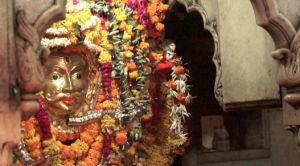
[169,0,223,107]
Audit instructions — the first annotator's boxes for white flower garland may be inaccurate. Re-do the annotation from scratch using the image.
[67,1,95,13]
[157,37,195,140]
[83,38,101,53]
[41,38,71,48]
[45,27,68,35]
[80,16,100,31]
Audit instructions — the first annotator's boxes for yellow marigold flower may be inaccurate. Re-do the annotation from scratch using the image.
[80,140,90,154]
[114,8,122,15]
[116,13,127,21]
[126,146,136,156]
[98,52,112,63]
[25,134,40,147]
[71,140,83,157]
[129,70,140,79]
[124,51,134,58]
[30,148,42,158]
[142,65,152,74]
[123,32,131,40]
[76,8,92,22]
[142,107,153,119]
[23,128,35,139]
[95,134,104,142]
[110,141,120,151]
[126,25,134,36]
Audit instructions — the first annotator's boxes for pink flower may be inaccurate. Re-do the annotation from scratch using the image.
[35,97,52,140]
[100,17,108,31]
[73,0,79,5]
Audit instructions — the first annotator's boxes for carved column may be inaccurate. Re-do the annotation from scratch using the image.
[0,0,66,165]
[251,0,300,150]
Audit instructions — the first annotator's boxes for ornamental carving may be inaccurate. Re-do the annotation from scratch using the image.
[0,0,66,165]
[251,0,300,150]
[176,0,222,107]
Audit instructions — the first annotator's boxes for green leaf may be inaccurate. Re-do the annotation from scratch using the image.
[178,145,185,153]
[12,156,17,165]
[138,150,150,159]
[112,131,117,137]
[21,127,25,131]
[154,49,163,54]
[73,22,84,44]
[151,67,156,75]
[127,20,137,26]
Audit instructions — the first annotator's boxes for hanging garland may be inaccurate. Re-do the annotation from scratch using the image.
[16,0,195,165]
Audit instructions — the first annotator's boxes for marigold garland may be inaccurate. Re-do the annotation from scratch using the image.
[16,0,196,165]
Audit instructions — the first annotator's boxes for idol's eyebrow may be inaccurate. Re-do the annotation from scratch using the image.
[46,66,67,74]
[71,65,85,72]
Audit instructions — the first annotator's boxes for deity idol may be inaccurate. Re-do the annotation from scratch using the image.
[43,52,91,129]
[16,0,193,165]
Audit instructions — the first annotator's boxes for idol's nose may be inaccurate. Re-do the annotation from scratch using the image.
[62,73,73,93]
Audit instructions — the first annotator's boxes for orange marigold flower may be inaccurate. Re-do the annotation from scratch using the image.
[148,28,160,39]
[147,4,157,17]
[67,146,75,159]
[123,0,130,3]
[174,66,185,74]
[167,80,177,89]
[140,42,150,50]
[158,4,169,12]
[77,161,88,166]
[80,132,94,145]
[62,159,75,166]
[137,25,144,31]
[150,15,160,24]
[133,14,138,19]
[87,129,100,139]
[97,95,105,103]
[84,157,95,166]
[109,89,118,98]
[148,51,158,61]
[88,149,101,159]
[57,132,68,142]
[116,131,127,145]
[155,22,164,32]
[177,93,187,102]
[15,162,24,166]
[119,21,127,31]
[140,34,148,40]
[127,62,138,70]
[110,158,119,164]
[111,79,120,88]
[91,142,103,151]
[94,102,102,111]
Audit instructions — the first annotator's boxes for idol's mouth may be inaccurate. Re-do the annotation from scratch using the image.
[61,97,75,105]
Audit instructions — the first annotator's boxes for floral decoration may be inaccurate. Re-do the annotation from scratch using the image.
[17,0,195,165]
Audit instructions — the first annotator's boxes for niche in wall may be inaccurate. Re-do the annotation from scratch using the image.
[165,1,270,165]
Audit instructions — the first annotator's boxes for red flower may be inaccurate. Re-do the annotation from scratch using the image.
[156,59,173,73]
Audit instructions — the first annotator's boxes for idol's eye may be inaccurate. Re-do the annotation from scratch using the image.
[76,73,82,79]
[52,74,58,80]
